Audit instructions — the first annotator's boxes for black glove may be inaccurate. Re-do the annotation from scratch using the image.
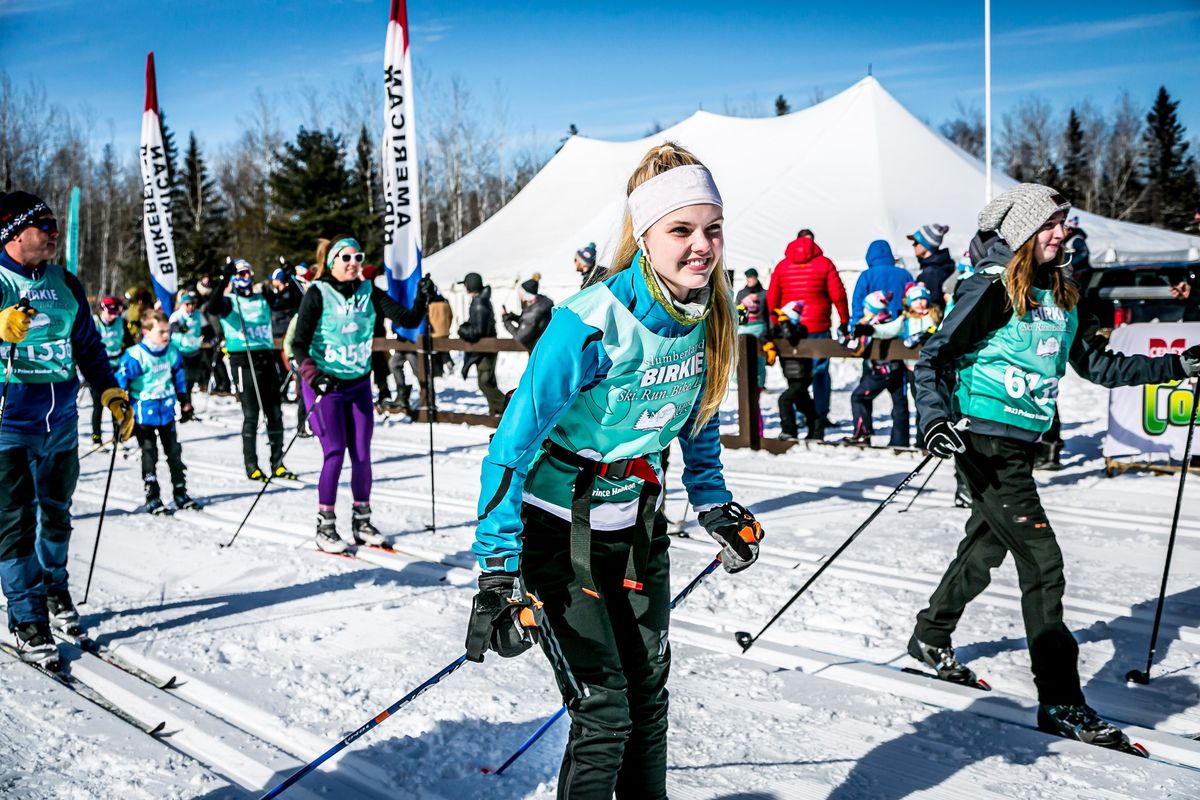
[221,260,237,280]
[853,323,875,338]
[1181,345,1200,378]
[837,322,850,343]
[417,274,437,301]
[923,419,966,458]
[465,572,542,662]
[298,358,333,395]
[698,502,764,574]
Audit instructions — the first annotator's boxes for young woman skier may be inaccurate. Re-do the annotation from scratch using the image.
[463,143,765,799]
[910,182,1200,751]
[289,235,431,554]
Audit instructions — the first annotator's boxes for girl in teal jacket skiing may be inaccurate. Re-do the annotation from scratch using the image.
[911,182,1200,754]
[464,143,764,799]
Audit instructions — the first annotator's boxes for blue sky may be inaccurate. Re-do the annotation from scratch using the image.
[2,0,1198,160]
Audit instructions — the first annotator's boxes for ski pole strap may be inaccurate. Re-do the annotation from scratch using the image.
[544,440,660,599]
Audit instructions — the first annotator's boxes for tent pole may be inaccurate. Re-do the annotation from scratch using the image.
[984,0,992,203]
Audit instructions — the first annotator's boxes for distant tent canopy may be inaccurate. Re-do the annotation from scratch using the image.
[427,77,1200,306]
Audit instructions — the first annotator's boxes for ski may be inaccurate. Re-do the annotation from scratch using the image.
[0,640,167,736]
[900,666,992,691]
[816,439,923,455]
[52,630,178,691]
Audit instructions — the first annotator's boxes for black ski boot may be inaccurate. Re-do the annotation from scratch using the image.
[46,589,83,637]
[13,621,60,670]
[351,505,387,547]
[247,466,269,483]
[144,480,170,515]
[173,487,200,511]
[90,433,102,445]
[315,511,348,554]
[1037,704,1143,754]
[907,635,987,688]
[804,416,826,441]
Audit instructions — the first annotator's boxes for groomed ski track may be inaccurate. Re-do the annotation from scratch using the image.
[50,375,1200,799]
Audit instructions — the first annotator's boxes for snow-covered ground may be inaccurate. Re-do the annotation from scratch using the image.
[3,359,1200,799]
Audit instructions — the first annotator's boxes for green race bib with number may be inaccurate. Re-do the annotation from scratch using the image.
[171,309,204,354]
[220,294,273,352]
[954,283,1077,433]
[95,314,125,364]
[0,263,77,383]
[310,281,376,380]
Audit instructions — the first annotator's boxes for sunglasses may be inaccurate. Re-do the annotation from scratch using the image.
[338,252,366,264]
[31,218,58,234]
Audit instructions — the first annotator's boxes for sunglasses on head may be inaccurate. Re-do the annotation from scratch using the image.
[337,252,366,264]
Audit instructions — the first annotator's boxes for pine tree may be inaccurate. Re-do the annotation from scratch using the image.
[176,133,229,284]
[1059,108,1090,207]
[349,125,382,261]
[1140,86,1198,230]
[775,94,791,116]
[268,128,356,266]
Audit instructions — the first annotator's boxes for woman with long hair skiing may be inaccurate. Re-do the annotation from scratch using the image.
[463,143,765,798]
[290,235,432,553]
[910,183,1200,752]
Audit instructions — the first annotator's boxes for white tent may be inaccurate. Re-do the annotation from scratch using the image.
[427,76,1200,309]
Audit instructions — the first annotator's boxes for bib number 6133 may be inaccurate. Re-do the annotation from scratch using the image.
[1004,365,1059,406]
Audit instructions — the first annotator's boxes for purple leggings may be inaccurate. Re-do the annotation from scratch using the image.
[302,375,374,507]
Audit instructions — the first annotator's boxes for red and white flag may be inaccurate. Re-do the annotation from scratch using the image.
[383,0,423,339]
[139,51,178,314]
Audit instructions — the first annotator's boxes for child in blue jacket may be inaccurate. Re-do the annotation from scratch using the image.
[118,310,196,513]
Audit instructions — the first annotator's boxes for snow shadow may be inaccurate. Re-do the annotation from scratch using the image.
[82,565,455,647]
[827,696,1049,800]
[748,469,925,517]
[188,715,564,800]
[957,584,1200,729]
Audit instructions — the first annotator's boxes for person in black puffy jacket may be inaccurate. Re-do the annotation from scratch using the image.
[457,272,506,415]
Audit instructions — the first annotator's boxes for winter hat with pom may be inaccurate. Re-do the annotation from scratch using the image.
[576,242,597,267]
[864,290,890,316]
[521,272,541,297]
[908,223,948,251]
[904,283,931,306]
[977,183,1070,251]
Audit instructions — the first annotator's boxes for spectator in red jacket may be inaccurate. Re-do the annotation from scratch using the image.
[767,231,850,424]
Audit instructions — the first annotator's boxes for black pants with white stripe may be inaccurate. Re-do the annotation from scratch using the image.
[520,505,671,800]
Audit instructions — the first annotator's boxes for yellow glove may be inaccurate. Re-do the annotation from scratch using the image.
[101,387,135,441]
[0,303,37,344]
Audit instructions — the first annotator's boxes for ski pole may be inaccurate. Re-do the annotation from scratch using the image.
[258,653,469,800]
[82,416,123,605]
[898,457,943,513]
[1126,378,1200,685]
[79,436,116,461]
[0,297,32,432]
[735,454,934,652]
[232,293,267,431]
[422,320,437,533]
[221,390,326,549]
[484,554,723,776]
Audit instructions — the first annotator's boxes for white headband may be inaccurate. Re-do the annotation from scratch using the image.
[628,164,723,239]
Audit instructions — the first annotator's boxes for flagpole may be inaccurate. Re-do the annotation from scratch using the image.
[984,0,992,203]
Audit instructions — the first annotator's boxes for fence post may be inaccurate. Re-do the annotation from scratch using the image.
[735,333,761,450]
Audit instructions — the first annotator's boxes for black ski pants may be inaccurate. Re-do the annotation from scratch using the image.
[521,506,671,800]
[777,357,816,437]
[231,350,284,474]
[850,361,909,446]
[914,431,1084,706]
[134,423,187,496]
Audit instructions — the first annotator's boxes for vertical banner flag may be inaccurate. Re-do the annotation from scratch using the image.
[383,0,424,340]
[63,186,80,274]
[139,52,178,315]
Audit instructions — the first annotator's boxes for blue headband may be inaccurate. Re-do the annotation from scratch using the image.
[326,238,361,269]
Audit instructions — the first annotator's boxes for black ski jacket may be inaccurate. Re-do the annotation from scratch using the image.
[913,242,1186,443]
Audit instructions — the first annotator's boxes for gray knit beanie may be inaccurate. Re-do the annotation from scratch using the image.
[977,183,1071,251]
